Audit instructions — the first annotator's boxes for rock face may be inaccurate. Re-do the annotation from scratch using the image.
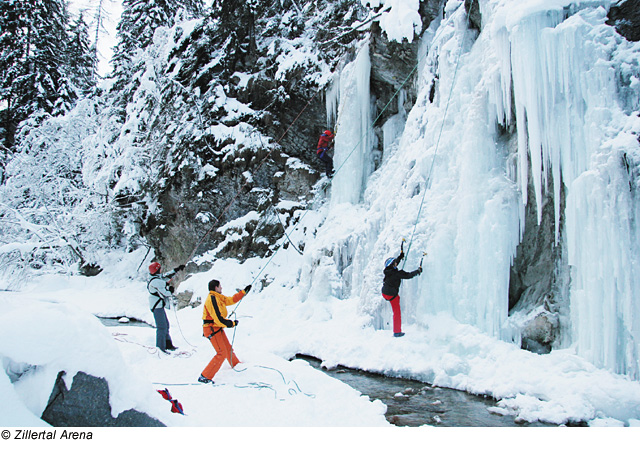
[465,0,482,31]
[141,0,578,356]
[508,147,569,354]
[41,371,165,427]
[607,0,640,42]
[142,1,447,272]
[369,1,442,165]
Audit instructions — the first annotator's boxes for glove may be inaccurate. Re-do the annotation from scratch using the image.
[233,319,239,327]
[244,285,252,294]
[174,264,185,272]
[168,285,175,293]
[417,267,423,275]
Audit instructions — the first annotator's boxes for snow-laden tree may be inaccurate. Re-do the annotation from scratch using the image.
[15,0,77,120]
[0,100,114,285]
[0,0,363,276]
[110,0,205,113]
[67,12,98,97]
[0,0,80,153]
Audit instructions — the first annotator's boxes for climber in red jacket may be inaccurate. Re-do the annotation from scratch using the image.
[316,129,335,178]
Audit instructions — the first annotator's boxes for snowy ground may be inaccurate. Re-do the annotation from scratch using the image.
[0,248,640,434]
[2,248,640,436]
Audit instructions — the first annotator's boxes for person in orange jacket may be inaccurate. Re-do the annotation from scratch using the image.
[198,279,252,384]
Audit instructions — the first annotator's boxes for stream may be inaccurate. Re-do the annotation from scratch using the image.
[100,317,552,427]
[294,355,552,427]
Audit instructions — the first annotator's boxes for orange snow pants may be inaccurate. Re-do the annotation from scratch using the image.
[201,326,240,380]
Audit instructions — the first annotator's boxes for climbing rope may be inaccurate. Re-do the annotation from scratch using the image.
[220,1,477,360]
[111,331,196,358]
[270,204,304,255]
[172,2,476,381]
[151,364,315,400]
[402,0,474,267]
[172,306,199,348]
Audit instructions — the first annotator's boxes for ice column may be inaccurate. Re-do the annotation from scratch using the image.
[331,41,373,205]
[502,7,640,378]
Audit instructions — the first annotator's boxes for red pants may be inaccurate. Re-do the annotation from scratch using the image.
[201,326,240,380]
[383,294,402,334]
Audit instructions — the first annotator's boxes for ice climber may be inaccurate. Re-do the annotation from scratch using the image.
[381,249,422,337]
[148,262,185,353]
[198,279,252,384]
[316,129,335,178]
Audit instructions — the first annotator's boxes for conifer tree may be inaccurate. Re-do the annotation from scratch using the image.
[110,0,205,116]
[0,0,29,150]
[67,12,98,96]
[0,0,77,151]
[18,0,76,118]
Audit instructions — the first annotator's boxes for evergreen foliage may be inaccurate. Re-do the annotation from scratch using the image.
[0,0,97,151]
[67,13,98,96]
[0,0,364,277]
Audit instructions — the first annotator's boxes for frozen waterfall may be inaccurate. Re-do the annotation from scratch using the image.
[330,41,374,205]
[309,1,640,380]
[494,4,640,379]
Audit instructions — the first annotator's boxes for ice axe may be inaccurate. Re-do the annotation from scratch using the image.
[399,238,407,269]
[419,252,427,269]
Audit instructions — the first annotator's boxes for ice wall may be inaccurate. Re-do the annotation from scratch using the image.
[308,0,640,379]
[492,4,640,378]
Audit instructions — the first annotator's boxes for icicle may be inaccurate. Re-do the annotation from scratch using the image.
[504,5,640,378]
[325,73,340,128]
[331,41,373,205]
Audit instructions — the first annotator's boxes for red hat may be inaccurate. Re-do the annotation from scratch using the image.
[149,262,161,275]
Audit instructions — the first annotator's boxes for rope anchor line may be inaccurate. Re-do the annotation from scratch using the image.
[173,1,476,370]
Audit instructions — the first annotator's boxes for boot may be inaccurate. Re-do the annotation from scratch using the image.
[393,332,405,337]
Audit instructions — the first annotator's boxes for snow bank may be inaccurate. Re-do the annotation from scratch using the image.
[0,297,172,426]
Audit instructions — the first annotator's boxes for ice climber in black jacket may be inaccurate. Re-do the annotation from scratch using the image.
[381,250,422,337]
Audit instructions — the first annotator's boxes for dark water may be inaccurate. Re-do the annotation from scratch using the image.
[98,318,552,427]
[98,317,152,327]
[294,355,551,427]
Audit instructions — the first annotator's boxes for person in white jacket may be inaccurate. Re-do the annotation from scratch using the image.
[148,262,185,353]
